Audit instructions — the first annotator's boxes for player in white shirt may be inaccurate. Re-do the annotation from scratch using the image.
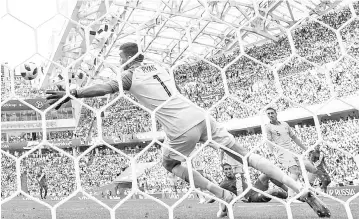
[265,107,324,200]
[46,42,330,218]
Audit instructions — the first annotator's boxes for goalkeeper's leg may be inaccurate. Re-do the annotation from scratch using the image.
[224,144,302,194]
[163,156,233,200]
[162,122,235,218]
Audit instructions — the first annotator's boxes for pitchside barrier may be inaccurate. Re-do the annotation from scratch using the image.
[15,188,359,202]
[327,186,359,197]
[16,192,200,201]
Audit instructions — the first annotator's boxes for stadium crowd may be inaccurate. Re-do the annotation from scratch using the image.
[2,117,358,199]
[73,97,153,139]
[79,148,130,191]
[176,16,358,113]
[5,131,74,143]
[1,155,17,198]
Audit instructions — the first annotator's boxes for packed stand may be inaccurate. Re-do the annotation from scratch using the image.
[75,97,153,138]
[20,152,76,198]
[1,155,17,199]
[79,148,130,191]
[5,131,74,143]
[175,6,358,114]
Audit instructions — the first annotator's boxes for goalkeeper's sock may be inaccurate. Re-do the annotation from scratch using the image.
[172,164,225,199]
[270,178,288,192]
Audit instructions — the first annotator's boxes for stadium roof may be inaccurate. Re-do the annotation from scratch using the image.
[40,0,352,88]
[102,0,347,64]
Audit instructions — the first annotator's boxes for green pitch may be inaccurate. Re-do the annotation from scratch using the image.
[2,196,358,219]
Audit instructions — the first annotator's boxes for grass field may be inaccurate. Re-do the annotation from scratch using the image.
[1,195,358,219]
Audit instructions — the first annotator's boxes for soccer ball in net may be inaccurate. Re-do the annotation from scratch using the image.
[20,62,39,80]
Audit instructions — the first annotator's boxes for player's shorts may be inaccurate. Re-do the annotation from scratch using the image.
[162,118,235,162]
[277,151,318,174]
[277,150,299,170]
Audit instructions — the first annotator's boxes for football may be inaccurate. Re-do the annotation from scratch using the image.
[20,62,39,80]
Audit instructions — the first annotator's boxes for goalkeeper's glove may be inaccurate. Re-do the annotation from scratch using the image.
[46,90,77,110]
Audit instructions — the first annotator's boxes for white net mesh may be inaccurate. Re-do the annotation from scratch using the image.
[1,0,359,219]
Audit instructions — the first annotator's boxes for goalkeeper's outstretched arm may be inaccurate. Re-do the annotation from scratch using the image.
[76,80,120,98]
[46,72,131,109]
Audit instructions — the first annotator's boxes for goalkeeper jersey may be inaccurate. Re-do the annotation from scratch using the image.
[109,62,205,140]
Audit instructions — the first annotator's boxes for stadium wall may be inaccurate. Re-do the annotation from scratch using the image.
[0,131,165,150]
[327,185,359,197]
[1,119,76,131]
[1,98,71,111]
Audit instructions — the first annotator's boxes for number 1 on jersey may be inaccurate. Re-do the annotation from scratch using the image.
[153,75,172,97]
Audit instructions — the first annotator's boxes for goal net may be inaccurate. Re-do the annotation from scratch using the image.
[1,0,359,219]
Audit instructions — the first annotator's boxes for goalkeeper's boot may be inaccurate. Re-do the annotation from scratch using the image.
[299,191,331,218]
[217,190,236,218]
